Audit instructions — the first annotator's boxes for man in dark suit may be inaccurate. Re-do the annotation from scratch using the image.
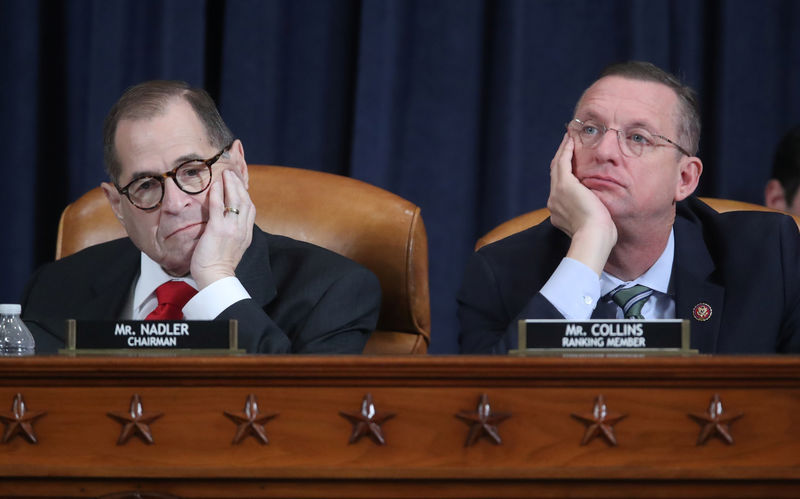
[765,125,800,215]
[458,61,800,354]
[22,81,381,354]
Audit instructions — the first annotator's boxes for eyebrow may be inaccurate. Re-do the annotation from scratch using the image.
[624,120,659,131]
[580,112,660,132]
[173,152,207,165]
[123,152,208,184]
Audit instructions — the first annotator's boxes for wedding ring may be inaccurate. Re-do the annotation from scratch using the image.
[224,206,240,215]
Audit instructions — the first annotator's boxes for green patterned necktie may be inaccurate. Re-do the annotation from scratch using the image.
[608,284,653,319]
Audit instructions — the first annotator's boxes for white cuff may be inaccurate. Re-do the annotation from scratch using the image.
[539,257,601,320]
[182,276,251,320]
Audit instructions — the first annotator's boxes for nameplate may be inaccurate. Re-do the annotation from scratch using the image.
[511,319,695,356]
[61,320,243,355]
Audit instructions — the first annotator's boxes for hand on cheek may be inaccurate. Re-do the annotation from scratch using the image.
[548,134,609,236]
[190,169,256,289]
[547,133,617,275]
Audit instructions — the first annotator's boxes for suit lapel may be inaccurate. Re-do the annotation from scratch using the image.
[234,226,277,307]
[79,239,140,319]
[670,214,724,353]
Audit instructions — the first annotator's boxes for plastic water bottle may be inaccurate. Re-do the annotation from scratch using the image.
[0,304,35,356]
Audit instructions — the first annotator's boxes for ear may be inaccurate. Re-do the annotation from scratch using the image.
[229,139,249,189]
[101,182,127,226]
[764,179,788,210]
[674,155,703,202]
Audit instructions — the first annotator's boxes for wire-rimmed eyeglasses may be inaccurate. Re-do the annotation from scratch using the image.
[567,118,690,158]
[116,142,233,210]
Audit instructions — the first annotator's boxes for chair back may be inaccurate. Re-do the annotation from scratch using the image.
[475,197,800,250]
[56,165,431,354]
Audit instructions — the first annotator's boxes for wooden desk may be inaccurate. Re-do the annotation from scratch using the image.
[0,355,798,498]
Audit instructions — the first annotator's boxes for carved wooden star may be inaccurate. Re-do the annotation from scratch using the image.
[455,393,511,446]
[339,393,395,445]
[0,393,46,444]
[107,394,163,445]
[571,394,627,446]
[224,394,278,444]
[689,393,744,445]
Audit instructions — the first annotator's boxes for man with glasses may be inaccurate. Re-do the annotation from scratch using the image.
[458,61,800,354]
[22,80,381,354]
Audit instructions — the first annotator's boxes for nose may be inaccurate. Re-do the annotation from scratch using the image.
[160,176,193,213]
[593,127,624,164]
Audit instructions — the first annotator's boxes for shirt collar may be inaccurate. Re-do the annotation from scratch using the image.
[600,228,674,296]
[132,252,198,316]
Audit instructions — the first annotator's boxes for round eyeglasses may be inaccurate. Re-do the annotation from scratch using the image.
[116,143,233,210]
[567,118,690,158]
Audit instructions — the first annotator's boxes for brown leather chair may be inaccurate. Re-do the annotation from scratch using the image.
[475,197,800,250]
[56,165,431,354]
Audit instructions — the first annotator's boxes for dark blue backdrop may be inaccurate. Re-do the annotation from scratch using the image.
[2,0,799,353]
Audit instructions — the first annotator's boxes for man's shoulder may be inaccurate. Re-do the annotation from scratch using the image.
[256,227,376,280]
[675,196,800,271]
[37,238,138,277]
[250,227,380,313]
[22,238,138,331]
[678,196,797,238]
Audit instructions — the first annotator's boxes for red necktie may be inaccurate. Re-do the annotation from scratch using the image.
[145,281,198,320]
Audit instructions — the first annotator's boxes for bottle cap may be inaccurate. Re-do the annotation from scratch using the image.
[0,304,22,315]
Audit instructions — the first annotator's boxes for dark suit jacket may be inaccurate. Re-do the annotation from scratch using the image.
[458,196,800,354]
[22,226,381,354]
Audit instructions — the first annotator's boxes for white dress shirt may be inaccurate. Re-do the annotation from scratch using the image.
[122,252,251,320]
[540,229,676,320]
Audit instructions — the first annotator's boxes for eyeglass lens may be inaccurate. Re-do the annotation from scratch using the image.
[569,120,657,158]
[127,162,212,209]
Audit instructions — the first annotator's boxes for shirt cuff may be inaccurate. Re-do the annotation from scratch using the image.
[539,257,601,320]
[182,276,251,320]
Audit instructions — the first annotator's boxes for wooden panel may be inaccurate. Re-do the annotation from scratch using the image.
[0,356,798,498]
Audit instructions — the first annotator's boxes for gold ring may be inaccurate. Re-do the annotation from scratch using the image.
[224,207,240,215]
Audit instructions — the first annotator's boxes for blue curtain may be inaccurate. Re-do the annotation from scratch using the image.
[2,0,798,353]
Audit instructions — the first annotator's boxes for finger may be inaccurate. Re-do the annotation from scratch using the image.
[550,132,569,171]
[245,190,256,230]
[556,135,574,173]
[562,135,575,172]
[207,175,225,224]
[223,169,241,202]
[551,134,574,182]
[222,170,252,226]
[219,171,254,249]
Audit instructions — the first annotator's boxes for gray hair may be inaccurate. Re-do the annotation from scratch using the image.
[103,80,234,183]
[579,61,701,156]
